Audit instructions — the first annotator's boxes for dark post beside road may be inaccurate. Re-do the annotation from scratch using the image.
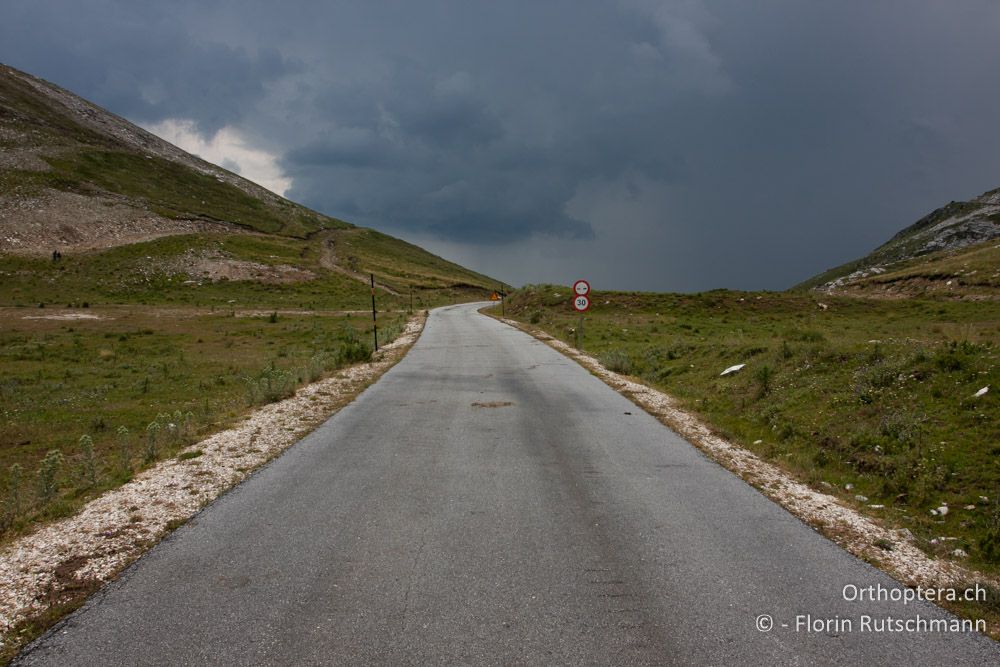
[370,273,378,352]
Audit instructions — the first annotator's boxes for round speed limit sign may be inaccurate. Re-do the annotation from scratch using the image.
[573,279,590,296]
[573,294,590,312]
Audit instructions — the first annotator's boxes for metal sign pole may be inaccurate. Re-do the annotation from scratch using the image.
[370,273,378,352]
[500,283,505,318]
[572,279,590,349]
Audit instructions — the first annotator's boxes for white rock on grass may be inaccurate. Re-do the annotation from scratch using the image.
[972,386,988,398]
[720,363,745,376]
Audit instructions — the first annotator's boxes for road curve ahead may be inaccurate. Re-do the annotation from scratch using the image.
[17,303,1000,665]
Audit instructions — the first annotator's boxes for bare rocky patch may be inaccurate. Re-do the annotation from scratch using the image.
[0,149,51,173]
[0,189,237,255]
[169,247,315,284]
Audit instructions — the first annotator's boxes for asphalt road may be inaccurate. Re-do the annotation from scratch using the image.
[17,303,1000,665]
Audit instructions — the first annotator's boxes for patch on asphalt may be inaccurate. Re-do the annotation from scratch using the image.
[471,401,514,408]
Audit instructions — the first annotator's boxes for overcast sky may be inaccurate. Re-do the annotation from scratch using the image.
[3,1,1000,291]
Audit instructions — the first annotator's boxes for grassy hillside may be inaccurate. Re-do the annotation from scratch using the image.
[0,63,497,295]
[811,239,1000,300]
[501,286,1000,574]
[0,65,340,238]
[799,189,1000,292]
[0,232,490,311]
[327,227,497,291]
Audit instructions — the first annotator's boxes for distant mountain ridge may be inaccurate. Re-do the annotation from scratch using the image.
[799,186,1000,294]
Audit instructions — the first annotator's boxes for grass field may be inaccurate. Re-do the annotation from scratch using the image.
[0,306,409,541]
[503,286,1000,573]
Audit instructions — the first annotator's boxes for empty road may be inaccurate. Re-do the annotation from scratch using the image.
[16,303,1000,665]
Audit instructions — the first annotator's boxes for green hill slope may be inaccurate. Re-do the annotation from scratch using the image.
[798,187,1000,295]
[0,63,497,301]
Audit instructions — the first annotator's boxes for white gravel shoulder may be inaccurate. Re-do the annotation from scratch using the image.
[499,317,1000,597]
[0,315,425,646]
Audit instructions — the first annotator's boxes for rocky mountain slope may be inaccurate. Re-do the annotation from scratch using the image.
[0,63,495,295]
[799,187,1000,296]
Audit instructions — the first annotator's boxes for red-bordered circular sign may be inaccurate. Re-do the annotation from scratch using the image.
[573,294,590,312]
[573,279,590,296]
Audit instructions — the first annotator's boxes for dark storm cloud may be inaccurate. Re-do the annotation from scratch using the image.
[3,0,1000,290]
[0,0,299,133]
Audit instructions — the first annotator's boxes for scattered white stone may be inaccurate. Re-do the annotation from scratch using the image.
[23,313,102,321]
[845,483,855,491]
[952,549,968,559]
[753,439,763,445]
[869,504,885,509]
[972,386,988,398]
[817,303,828,311]
[980,496,990,503]
[855,495,869,502]
[720,363,746,376]
[931,506,949,517]
[964,505,976,510]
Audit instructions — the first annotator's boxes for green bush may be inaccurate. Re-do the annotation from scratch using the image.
[599,349,632,374]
